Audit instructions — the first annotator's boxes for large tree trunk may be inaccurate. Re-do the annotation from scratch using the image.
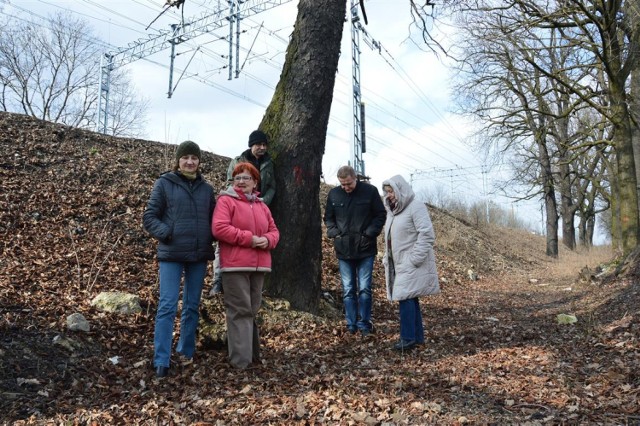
[586,216,595,246]
[579,186,599,248]
[585,214,595,247]
[544,192,559,257]
[610,171,623,251]
[556,104,579,251]
[631,67,640,215]
[559,158,577,250]
[610,93,640,254]
[536,127,559,257]
[577,210,595,248]
[260,0,346,313]
[627,4,640,220]
[600,2,639,254]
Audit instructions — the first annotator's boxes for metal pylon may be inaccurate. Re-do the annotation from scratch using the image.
[96,0,292,134]
[350,0,365,178]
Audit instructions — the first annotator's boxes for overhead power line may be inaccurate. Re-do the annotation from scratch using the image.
[8,1,488,198]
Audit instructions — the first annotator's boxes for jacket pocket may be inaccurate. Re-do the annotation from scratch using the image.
[162,221,175,244]
[359,234,374,252]
[394,252,412,273]
[334,235,349,257]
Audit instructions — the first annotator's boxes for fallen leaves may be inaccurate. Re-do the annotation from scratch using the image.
[1,112,638,424]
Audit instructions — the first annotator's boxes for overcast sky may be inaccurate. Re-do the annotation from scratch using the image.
[5,0,546,232]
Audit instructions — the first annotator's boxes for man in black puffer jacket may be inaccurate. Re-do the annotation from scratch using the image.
[324,165,386,337]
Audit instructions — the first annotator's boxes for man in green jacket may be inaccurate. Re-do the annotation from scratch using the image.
[211,130,276,294]
[226,130,276,206]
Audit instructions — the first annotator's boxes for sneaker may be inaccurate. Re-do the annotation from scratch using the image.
[347,326,357,334]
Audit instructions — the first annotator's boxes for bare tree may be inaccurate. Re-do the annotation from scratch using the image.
[446,0,638,255]
[102,72,149,137]
[0,12,148,138]
[573,143,611,247]
[449,11,581,256]
[508,0,640,254]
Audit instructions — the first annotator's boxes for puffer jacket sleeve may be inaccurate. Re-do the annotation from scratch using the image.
[143,178,171,243]
[226,157,239,182]
[408,202,436,267]
[209,188,216,239]
[262,205,280,249]
[212,196,254,247]
[259,159,276,206]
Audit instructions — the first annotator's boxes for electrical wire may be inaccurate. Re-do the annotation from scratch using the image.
[6,0,490,198]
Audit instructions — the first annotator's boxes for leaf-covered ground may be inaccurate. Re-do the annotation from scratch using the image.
[1,112,638,425]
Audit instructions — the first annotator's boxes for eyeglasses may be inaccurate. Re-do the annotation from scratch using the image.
[233,175,253,181]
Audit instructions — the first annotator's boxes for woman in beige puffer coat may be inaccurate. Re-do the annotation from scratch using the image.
[382,174,439,351]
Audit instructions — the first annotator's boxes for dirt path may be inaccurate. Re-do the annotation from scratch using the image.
[418,270,639,424]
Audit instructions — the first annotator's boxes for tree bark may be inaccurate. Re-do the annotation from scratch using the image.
[260,0,346,313]
[610,89,640,253]
[558,150,577,250]
[629,66,640,217]
[538,132,559,257]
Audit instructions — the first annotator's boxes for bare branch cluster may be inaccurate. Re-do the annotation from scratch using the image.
[0,11,149,137]
[429,0,640,254]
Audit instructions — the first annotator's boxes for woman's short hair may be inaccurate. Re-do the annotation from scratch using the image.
[233,162,260,185]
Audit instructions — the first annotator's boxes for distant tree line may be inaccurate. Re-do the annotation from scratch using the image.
[419,186,536,232]
[0,12,148,137]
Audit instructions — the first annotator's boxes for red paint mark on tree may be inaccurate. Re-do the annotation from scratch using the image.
[293,166,304,185]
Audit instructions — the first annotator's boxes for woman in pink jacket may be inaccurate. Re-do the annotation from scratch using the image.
[212,162,279,369]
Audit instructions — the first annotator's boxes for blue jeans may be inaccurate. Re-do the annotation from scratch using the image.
[154,260,207,368]
[338,256,374,331]
[399,298,424,343]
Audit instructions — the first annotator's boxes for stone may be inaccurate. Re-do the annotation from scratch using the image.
[91,292,142,314]
[66,312,90,332]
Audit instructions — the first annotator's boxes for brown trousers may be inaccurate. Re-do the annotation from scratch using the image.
[222,271,264,369]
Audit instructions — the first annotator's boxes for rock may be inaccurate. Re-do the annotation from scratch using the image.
[66,312,90,332]
[556,314,578,324]
[91,292,142,314]
[53,334,77,351]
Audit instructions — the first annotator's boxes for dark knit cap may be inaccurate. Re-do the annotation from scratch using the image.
[175,140,201,160]
[248,130,268,147]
